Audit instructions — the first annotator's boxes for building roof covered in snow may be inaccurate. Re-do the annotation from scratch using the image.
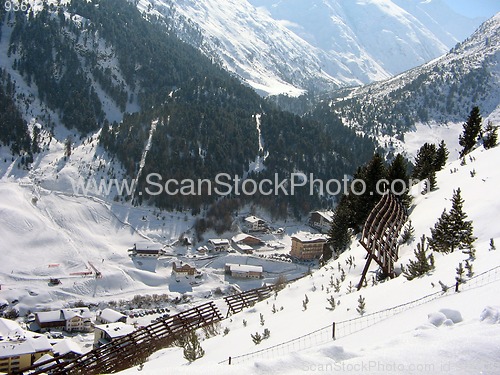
[95,322,135,339]
[53,339,84,356]
[98,308,126,324]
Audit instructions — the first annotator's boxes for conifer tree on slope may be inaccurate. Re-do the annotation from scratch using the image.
[327,195,352,259]
[429,188,476,253]
[459,106,482,157]
[403,235,435,280]
[350,153,387,231]
[388,153,411,208]
[433,140,449,171]
[482,121,498,150]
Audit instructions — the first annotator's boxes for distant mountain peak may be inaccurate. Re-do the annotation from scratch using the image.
[146,0,485,95]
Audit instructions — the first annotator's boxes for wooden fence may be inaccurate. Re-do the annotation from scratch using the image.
[19,286,274,374]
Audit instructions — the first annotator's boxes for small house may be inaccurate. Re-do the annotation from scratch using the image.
[94,323,135,348]
[207,239,230,252]
[172,262,197,277]
[224,264,263,279]
[244,216,267,232]
[309,210,334,234]
[231,233,263,253]
[128,242,163,258]
[96,308,127,325]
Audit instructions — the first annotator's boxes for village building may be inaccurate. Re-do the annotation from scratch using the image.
[244,216,267,232]
[196,246,208,255]
[231,233,263,253]
[94,322,135,348]
[52,339,84,361]
[207,239,230,252]
[172,262,198,277]
[35,308,93,333]
[224,264,263,279]
[0,318,52,373]
[308,210,334,234]
[290,232,328,260]
[128,242,163,258]
[96,308,127,325]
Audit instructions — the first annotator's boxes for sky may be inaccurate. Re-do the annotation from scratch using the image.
[442,0,500,18]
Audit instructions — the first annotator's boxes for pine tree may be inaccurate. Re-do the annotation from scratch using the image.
[326,296,336,311]
[434,140,449,171]
[387,153,411,208]
[455,262,466,285]
[259,313,265,326]
[262,328,271,340]
[482,121,498,150]
[429,188,475,253]
[412,143,437,181]
[183,331,205,362]
[459,106,482,157]
[400,220,415,244]
[327,195,352,256]
[447,188,476,251]
[465,260,474,278]
[333,278,341,293]
[302,295,309,311]
[402,235,435,280]
[251,332,262,345]
[428,209,452,253]
[64,136,72,158]
[490,238,496,251]
[356,295,366,316]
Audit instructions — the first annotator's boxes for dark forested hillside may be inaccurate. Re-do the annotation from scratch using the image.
[1,0,376,216]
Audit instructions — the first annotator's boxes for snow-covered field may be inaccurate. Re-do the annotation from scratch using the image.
[115,144,500,374]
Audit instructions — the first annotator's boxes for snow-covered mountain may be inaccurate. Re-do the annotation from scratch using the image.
[317,12,500,152]
[144,0,485,95]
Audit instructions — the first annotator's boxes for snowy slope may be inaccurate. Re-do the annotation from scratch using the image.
[147,0,485,95]
[118,143,500,374]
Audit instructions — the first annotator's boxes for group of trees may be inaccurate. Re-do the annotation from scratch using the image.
[326,152,411,259]
[0,72,32,154]
[327,105,496,266]
[411,140,448,191]
[403,187,475,281]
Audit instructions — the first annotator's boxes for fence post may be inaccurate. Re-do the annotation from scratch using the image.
[228,356,232,365]
[332,322,336,340]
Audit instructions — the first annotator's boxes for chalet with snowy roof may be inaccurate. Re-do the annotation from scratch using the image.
[309,210,334,234]
[225,264,263,279]
[128,242,163,258]
[244,216,267,232]
[0,318,52,373]
[35,308,93,333]
[96,308,127,325]
[231,233,264,253]
[207,239,230,252]
[94,322,135,348]
[290,232,328,260]
[172,262,198,276]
